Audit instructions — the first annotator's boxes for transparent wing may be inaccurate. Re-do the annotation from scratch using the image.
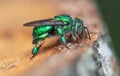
[23,18,64,27]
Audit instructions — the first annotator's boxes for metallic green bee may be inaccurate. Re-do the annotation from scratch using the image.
[23,14,90,57]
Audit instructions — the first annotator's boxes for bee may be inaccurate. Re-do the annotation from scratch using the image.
[24,14,90,57]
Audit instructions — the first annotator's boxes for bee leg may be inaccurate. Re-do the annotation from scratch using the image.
[84,27,91,40]
[31,40,44,59]
[78,28,86,45]
[61,36,69,49]
[57,26,69,49]
[78,27,90,45]
[31,33,49,59]
[79,31,84,38]
[30,45,39,59]
[70,32,79,44]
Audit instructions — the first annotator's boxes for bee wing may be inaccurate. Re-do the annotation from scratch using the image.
[23,18,64,27]
[23,18,53,27]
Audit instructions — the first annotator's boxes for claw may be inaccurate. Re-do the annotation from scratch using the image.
[30,54,36,59]
[65,45,69,49]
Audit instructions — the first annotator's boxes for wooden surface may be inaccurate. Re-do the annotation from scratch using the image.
[0,0,119,76]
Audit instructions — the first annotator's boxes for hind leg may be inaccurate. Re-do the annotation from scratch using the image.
[31,33,49,58]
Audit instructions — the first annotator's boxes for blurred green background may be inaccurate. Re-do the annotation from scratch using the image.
[96,0,120,60]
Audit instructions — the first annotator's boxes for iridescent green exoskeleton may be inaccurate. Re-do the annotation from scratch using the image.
[23,14,91,58]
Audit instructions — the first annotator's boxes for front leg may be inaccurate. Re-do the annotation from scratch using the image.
[79,27,91,40]
[57,26,69,49]
[84,27,91,40]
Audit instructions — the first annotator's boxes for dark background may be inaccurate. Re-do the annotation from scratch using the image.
[96,0,120,61]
